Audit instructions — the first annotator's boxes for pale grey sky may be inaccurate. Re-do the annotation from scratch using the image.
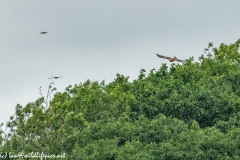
[1,0,240,124]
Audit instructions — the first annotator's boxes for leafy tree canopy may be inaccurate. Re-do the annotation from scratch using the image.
[1,39,240,159]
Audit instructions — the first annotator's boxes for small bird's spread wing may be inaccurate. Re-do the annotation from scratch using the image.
[156,54,172,60]
[57,76,64,79]
[48,76,64,79]
[40,32,48,34]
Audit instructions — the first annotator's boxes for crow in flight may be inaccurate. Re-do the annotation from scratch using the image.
[48,76,64,79]
[156,54,184,62]
[40,32,48,34]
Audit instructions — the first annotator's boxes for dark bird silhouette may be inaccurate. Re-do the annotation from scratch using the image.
[48,76,64,79]
[40,32,48,34]
[156,54,184,62]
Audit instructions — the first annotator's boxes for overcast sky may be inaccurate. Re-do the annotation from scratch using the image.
[1,0,240,125]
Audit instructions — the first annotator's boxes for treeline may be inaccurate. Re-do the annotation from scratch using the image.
[1,39,240,159]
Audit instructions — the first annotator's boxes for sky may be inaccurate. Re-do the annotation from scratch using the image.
[1,0,240,125]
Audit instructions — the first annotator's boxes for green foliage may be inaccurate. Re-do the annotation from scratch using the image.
[1,39,240,159]
[130,39,240,127]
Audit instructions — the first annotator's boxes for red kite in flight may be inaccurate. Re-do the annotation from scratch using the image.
[48,76,64,79]
[156,54,184,62]
[40,32,48,34]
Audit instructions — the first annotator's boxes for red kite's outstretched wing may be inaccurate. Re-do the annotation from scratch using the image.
[172,56,185,62]
[156,54,173,62]
[156,54,173,61]
[156,54,184,63]
[176,58,185,62]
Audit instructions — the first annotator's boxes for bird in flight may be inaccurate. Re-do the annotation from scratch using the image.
[48,76,64,79]
[40,32,48,34]
[156,54,184,62]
